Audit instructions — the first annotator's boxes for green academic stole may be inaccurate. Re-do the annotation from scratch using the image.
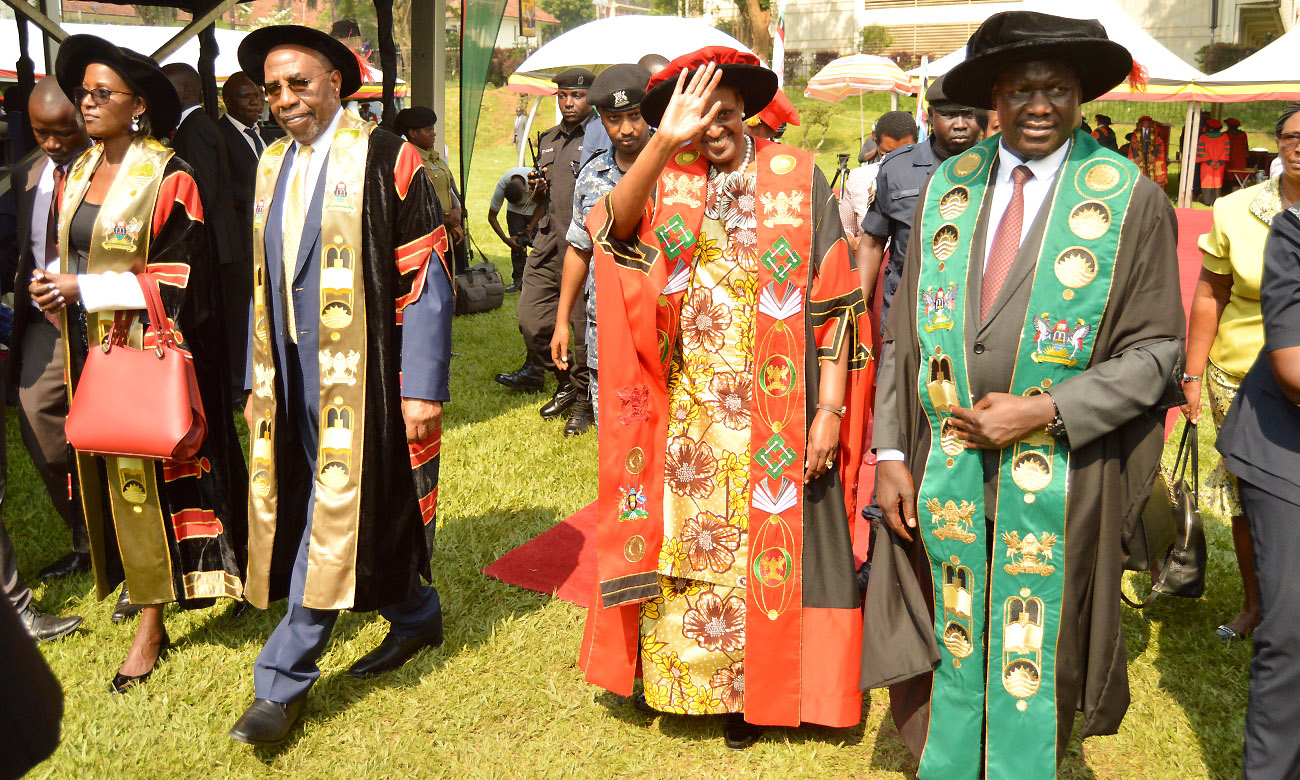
[246,111,375,610]
[59,138,181,604]
[911,130,1134,779]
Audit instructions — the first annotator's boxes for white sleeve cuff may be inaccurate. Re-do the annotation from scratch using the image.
[79,271,146,313]
[875,448,906,462]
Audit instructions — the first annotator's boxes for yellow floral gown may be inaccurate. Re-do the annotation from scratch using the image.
[639,159,760,715]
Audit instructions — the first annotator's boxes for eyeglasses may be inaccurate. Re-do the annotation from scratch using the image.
[263,71,334,99]
[74,87,134,106]
[1280,132,1300,149]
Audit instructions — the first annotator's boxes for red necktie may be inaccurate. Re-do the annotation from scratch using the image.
[44,165,66,329]
[981,164,1033,321]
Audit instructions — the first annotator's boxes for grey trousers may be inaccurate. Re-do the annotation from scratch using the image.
[16,318,87,553]
[516,237,589,392]
[1238,479,1300,780]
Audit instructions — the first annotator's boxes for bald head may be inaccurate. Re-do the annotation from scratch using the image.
[162,62,202,109]
[29,76,89,166]
[638,53,670,76]
[222,71,265,126]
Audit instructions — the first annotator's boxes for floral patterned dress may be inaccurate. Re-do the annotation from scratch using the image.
[638,158,760,715]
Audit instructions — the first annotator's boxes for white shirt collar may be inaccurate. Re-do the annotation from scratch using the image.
[224,113,251,133]
[178,104,202,125]
[995,137,1071,185]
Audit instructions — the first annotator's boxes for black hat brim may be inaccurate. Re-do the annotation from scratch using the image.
[943,39,1132,110]
[237,25,363,99]
[56,35,181,137]
[641,64,778,128]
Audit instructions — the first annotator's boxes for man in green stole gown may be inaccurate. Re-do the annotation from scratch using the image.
[861,12,1185,778]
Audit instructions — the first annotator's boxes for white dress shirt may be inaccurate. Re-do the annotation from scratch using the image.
[28,159,57,274]
[876,138,1072,464]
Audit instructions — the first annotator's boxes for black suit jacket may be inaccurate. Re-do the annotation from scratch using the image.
[217,114,264,270]
[2,155,53,379]
[170,108,240,268]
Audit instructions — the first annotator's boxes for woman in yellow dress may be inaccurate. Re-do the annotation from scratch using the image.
[1182,102,1300,640]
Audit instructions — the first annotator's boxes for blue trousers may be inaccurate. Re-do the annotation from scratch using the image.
[252,496,441,703]
[252,343,440,704]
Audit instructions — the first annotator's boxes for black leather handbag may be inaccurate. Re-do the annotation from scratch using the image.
[454,260,505,316]
[1122,423,1208,608]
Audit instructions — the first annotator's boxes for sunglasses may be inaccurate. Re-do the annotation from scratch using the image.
[263,71,334,99]
[74,87,134,106]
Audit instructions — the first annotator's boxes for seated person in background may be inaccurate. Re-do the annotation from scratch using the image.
[488,167,543,292]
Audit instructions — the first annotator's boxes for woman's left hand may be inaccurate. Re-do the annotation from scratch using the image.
[804,408,841,484]
[30,271,80,311]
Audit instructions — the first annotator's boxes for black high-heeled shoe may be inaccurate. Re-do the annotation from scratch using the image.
[109,629,171,694]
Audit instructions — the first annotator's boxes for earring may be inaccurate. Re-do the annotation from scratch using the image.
[130,114,140,133]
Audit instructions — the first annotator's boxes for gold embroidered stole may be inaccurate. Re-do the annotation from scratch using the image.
[59,137,178,602]
[246,111,374,610]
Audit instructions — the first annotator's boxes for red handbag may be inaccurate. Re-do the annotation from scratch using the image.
[64,273,207,461]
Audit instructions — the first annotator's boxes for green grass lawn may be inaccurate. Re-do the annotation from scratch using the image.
[4,87,1252,778]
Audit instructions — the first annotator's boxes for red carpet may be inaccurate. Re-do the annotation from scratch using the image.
[483,209,1215,604]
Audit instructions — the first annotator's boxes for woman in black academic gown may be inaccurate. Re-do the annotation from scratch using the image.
[32,35,246,693]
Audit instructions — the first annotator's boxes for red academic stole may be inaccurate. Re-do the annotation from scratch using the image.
[583,140,867,727]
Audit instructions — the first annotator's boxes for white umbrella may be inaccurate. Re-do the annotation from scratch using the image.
[507,15,756,95]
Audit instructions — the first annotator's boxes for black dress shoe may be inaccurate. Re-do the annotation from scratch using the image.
[723,714,764,750]
[564,400,595,436]
[109,630,170,694]
[230,697,306,746]
[230,600,252,619]
[630,692,656,714]
[504,282,522,293]
[18,604,83,642]
[38,551,91,581]
[347,612,443,678]
[112,586,144,623]
[540,381,580,420]
[494,363,544,393]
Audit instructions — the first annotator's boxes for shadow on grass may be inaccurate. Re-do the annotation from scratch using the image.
[216,505,568,762]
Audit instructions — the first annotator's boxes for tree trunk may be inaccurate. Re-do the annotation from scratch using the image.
[737,0,772,62]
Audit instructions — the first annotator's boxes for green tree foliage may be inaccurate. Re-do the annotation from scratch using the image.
[540,0,597,32]
[858,24,892,55]
[1195,42,1257,74]
[799,103,832,151]
[651,0,704,13]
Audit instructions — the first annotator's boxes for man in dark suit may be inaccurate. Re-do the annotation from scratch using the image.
[0,76,87,640]
[217,71,267,388]
[163,63,243,391]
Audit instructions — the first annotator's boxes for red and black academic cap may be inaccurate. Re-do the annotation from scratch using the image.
[640,46,778,127]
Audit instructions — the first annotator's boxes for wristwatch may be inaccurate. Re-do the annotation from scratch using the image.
[1045,397,1068,443]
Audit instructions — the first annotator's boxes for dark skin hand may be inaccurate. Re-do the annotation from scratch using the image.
[877,460,918,542]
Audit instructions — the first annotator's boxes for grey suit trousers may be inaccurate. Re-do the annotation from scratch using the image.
[16,318,87,553]
[1238,479,1300,780]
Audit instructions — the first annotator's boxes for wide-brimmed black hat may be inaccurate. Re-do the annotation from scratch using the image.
[944,12,1132,110]
[238,24,363,98]
[641,46,778,127]
[56,35,180,137]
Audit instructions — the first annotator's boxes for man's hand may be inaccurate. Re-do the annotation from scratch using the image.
[877,460,917,543]
[402,398,443,444]
[243,394,254,432]
[654,63,725,148]
[504,236,522,251]
[946,392,1056,450]
[550,320,571,371]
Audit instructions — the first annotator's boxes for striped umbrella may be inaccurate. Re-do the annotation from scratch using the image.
[804,54,915,140]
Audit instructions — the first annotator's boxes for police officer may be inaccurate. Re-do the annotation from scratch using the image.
[496,67,596,430]
[855,75,987,335]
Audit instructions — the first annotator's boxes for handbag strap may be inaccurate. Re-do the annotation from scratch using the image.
[133,273,175,349]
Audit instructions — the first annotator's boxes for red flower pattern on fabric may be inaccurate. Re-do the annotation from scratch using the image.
[664,437,718,500]
[679,288,731,353]
[682,590,746,653]
[709,661,745,711]
[680,512,741,573]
